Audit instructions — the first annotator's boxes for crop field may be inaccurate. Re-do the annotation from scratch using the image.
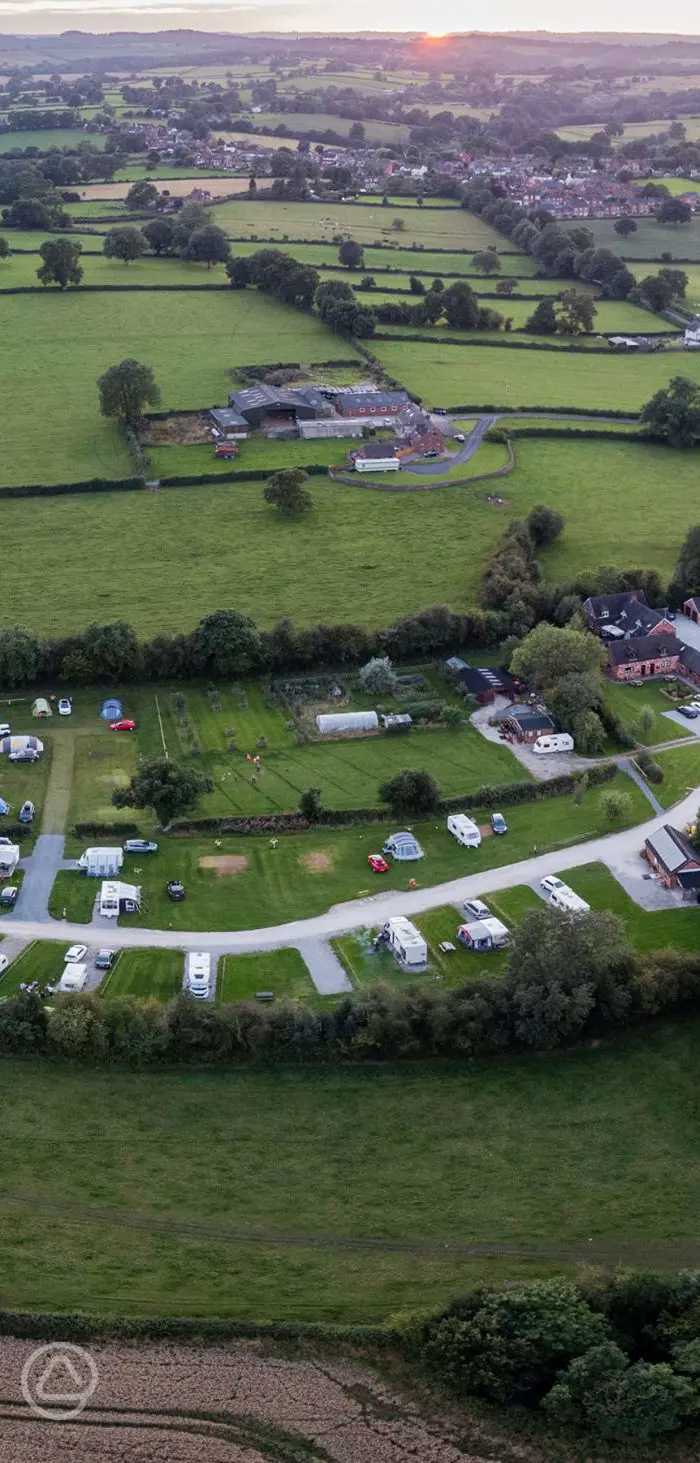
[0,127,106,152]
[587,213,700,259]
[0,289,348,487]
[3,1013,700,1318]
[372,337,700,411]
[52,768,646,931]
[208,198,507,251]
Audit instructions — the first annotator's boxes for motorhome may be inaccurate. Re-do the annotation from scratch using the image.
[58,963,88,993]
[79,847,124,878]
[533,733,575,755]
[186,951,212,1000]
[447,813,482,848]
[545,883,590,914]
[99,880,141,919]
[381,917,428,969]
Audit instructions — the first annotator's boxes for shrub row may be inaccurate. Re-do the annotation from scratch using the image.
[157,464,330,487]
[0,283,230,296]
[0,1307,394,1346]
[371,331,654,354]
[225,233,525,258]
[446,402,637,418]
[502,426,647,441]
[0,476,143,500]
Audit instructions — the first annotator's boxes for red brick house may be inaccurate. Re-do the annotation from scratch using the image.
[607,635,683,680]
[683,596,700,624]
[644,825,700,898]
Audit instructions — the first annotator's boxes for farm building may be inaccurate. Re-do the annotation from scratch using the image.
[228,384,331,430]
[583,591,675,640]
[316,710,379,735]
[336,390,409,418]
[607,635,683,680]
[0,735,43,757]
[643,825,700,897]
[449,661,520,705]
[497,703,558,743]
[381,916,427,968]
[31,697,52,718]
[383,830,424,861]
[209,407,250,439]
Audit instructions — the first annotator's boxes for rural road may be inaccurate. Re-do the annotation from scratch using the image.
[4,781,699,956]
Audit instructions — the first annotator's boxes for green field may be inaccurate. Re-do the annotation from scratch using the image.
[217,949,316,1003]
[101,948,183,1001]
[0,128,106,152]
[370,296,659,333]
[0,289,349,487]
[0,250,230,288]
[588,213,700,260]
[0,940,65,998]
[562,863,700,950]
[372,338,700,411]
[3,1018,700,1318]
[228,239,536,275]
[603,679,692,746]
[650,742,700,807]
[228,110,412,143]
[209,198,507,251]
[53,771,647,932]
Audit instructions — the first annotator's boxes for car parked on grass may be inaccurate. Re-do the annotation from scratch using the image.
[0,724,10,737]
[64,944,88,963]
[0,887,17,907]
[368,853,390,873]
[462,898,490,920]
[490,812,508,835]
[18,801,34,824]
[124,839,158,854]
[167,880,185,901]
[8,749,40,763]
[110,719,136,732]
[679,706,700,719]
[58,698,72,716]
[95,950,115,971]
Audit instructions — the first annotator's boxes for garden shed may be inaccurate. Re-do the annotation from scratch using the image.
[316,711,379,736]
[32,697,52,718]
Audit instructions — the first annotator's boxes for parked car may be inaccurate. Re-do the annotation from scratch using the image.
[679,706,700,719]
[8,749,39,763]
[453,432,465,442]
[18,801,34,824]
[167,880,185,901]
[0,723,10,737]
[628,680,644,688]
[463,898,490,919]
[95,950,115,971]
[424,449,439,458]
[0,798,9,816]
[110,719,136,732]
[124,839,158,854]
[0,886,17,907]
[64,944,88,963]
[368,853,390,873]
[490,812,508,835]
[541,875,565,895]
[58,698,72,716]
[0,954,8,975]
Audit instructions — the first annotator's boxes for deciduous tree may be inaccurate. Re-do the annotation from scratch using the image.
[113,757,213,829]
[97,358,160,426]
[263,468,312,515]
[103,226,146,265]
[36,237,82,289]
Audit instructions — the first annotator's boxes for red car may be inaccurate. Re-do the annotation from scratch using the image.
[110,719,136,732]
[368,853,390,874]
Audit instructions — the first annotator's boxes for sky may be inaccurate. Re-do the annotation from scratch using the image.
[1,0,699,36]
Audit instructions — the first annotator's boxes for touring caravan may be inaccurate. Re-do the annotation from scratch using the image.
[533,733,574,755]
[0,839,20,877]
[99,880,141,919]
[58,963,88,993]
[447,813,482,848]
[79,847,124,878]
[381,917,427,969]
[186,951,212,1000]
[546,884,590,915]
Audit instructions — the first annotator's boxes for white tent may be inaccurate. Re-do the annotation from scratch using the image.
[316,711,379,735]
[32,697,52,718]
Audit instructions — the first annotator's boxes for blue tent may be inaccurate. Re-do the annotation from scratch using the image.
[100,698,123,722]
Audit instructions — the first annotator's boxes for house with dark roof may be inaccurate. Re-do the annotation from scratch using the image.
[209,407,250,438]
[228,384,329,429]
[497,702,558,742]
[607,635,683,680]
[451,663,520,705]
[681,644,700,682]
[644,825,700,897]
[583,590,675,641]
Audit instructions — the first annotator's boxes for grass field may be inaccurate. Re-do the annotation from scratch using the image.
[369,296,659,333]
[227,240,536,275]
[562,862,700,950]
[650,742,700,807]
[217,949,316,1003]
[0,127,106,152]
[603,679,692,745]
[3,1018,700,1318]
[208,199,508,251]
[0,251,230,287]
[233,110,412,143]
[76,177,251,201]
[0,289,349,487]
[372,338,700,412]
[101,948,183,1001]
[0,940,65,998]
[53,771,647,932]
[588,213,700,260]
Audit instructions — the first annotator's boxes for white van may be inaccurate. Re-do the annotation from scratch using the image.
[447,813,482,848]
[58,963,88,993]
[186,951,211,1000]
[533,733,574,755]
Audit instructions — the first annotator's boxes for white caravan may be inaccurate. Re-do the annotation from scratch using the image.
[447,813,482,848]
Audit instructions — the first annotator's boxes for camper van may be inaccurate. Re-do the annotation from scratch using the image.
[186,951,212,1000]
[58,963,88,993]
[99,880,141,919]
[447,813,482,849]
[79,847,124,878]
[542,879,590,915]
[533,733,575,755]
[457,917,509,952]
[381,917,427,969]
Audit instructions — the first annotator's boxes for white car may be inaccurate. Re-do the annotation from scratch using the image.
[463,898,490,919]
[58,698,72,716]
[540,875,565,895]
[0,723,10,737]
[0,954,8,976]
[64,944,88,963]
